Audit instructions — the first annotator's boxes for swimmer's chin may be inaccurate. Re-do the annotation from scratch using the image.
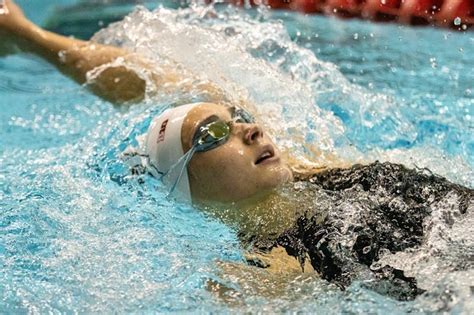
[193,181,292,211]
[270,164,294,187]
[193,189,270,208]
[282,166,294,183]
[192,167,293,206]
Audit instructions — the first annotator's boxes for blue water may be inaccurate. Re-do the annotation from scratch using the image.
[1,0,473,313]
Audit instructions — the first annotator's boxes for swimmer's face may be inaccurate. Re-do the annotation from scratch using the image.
[181,103,293,203]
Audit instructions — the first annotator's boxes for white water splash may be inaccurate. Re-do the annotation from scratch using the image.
[90,5,472,187]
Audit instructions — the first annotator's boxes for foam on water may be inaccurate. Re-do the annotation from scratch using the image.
[91,4,473,186]
[0,1,473,313]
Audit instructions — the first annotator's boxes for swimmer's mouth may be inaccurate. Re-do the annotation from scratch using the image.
[255,145,277,165]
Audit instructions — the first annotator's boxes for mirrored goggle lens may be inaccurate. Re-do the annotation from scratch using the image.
[206,120,230,139]
[194,120,230,152]
[232,107,255,124]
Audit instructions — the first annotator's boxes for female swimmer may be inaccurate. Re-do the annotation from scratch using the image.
[1,0,472,301]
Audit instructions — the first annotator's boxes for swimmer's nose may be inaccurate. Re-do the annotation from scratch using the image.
[243,124,263,145]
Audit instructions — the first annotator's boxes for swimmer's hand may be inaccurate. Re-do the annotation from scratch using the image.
[0,0,29,57]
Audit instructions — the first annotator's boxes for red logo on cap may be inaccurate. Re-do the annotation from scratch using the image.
[157,119,168,143]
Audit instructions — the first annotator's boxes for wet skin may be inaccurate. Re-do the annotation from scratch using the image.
[180,103,293,203]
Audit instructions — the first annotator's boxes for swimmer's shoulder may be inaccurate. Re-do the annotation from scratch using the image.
[245,246,315,274]
[291,159,353,182]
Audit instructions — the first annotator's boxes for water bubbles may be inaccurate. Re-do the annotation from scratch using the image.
[362,246,371,254]
[370,261,383,271]
[439,106,448,114]
[430,57,437,69]
[58,50,67,63]
[454,17,462,26]
[3,2,474,313]
[441,66,450,74]
[378,248,391,257]
[293,181,306,191]
[224,26,237,36]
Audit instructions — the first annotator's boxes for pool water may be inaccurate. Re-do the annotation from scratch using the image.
[0,0,473,313]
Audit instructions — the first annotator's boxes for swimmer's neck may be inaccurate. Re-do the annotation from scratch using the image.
[194,183,310,242]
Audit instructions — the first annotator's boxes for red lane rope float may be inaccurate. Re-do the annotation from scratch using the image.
[224,0,474,30]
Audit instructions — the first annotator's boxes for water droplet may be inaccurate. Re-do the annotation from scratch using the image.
[293,182,306,191]
[362,246,371,254]
[454,17,461,26]
[462,24,467,30]
[370,262,382,270]
[0,2,9,15]
[353,33,359,40]
[58,51,67,63]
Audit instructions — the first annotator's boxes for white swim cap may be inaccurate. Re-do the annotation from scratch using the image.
[146,103,200,202]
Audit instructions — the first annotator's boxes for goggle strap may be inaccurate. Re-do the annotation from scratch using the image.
[167,145,197,197]
[158,148,189,180]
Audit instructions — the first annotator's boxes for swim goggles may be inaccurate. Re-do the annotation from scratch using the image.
[158,106,256,195]
[192,106,256,153]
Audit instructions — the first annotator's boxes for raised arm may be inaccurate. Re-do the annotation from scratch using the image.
[0,0,227,104]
